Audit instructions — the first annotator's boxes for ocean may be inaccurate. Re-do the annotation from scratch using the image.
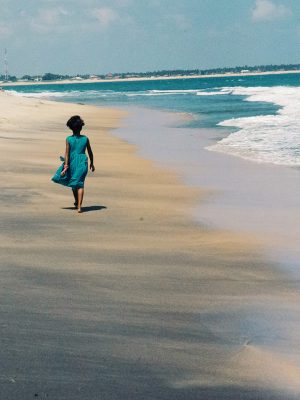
[5,72,300,167]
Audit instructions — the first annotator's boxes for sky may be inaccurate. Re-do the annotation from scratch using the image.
[0,0,299,76]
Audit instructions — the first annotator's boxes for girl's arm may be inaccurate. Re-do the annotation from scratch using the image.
[87,138,95,171]
[61,139,70,176]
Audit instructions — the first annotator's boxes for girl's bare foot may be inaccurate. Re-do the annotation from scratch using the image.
[77,207,82,213]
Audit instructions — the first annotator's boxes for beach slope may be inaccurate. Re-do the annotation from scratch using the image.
[1,92,300,399]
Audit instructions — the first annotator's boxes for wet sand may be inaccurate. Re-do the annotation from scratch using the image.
[1,92,300,399]
[113,107,300,274]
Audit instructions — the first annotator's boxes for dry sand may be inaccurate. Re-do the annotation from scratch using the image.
[1,91,300,399]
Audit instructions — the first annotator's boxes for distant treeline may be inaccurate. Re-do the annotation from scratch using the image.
[0,74,17,82]
[120,63,300,77]
[1,64,300,82]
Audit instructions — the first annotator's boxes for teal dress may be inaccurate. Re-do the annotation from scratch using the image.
[52,135,89,189]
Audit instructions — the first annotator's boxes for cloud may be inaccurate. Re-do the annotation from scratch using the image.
[252,0,292,22]
[0,23,13,37]
[92,7,119,28]
[30,7,68,33]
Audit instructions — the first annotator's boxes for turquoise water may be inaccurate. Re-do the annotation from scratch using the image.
[5,73,300,166]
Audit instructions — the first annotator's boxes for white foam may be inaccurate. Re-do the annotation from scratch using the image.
[6,89,120,99]
[207,86,300,166]
[125,92,177,97]
[126,89,202,96]
[7,90,78,98]
[150,89,199,94]
[126,89,227,97]
[7,88,203,99]
[196,91,228,96]
[8,87,224,101]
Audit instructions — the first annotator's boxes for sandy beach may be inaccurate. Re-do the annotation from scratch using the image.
[1,91,300,399]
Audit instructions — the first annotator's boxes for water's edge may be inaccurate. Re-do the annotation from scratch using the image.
[112,106,300,276]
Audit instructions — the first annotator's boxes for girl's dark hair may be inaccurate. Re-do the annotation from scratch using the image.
[66,115,84,130]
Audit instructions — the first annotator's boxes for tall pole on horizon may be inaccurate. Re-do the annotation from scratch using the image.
[4,48,8,81]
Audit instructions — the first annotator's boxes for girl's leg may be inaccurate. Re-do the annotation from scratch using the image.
[72,189,78,207]
[77,188,84,213]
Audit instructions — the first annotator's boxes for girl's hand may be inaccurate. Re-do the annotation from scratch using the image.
[90,163,95,172]
[61,164,69,176]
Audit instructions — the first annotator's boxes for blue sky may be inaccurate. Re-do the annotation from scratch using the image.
[0,0,299,76]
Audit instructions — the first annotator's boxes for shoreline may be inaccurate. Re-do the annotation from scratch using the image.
[1,92,300,398]
[2,69,300,87]
[111,106,300,274]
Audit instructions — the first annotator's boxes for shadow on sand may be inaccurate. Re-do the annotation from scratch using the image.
[61,205,107,213]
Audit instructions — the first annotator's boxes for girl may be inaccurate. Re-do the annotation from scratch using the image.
[52,115,95,213]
